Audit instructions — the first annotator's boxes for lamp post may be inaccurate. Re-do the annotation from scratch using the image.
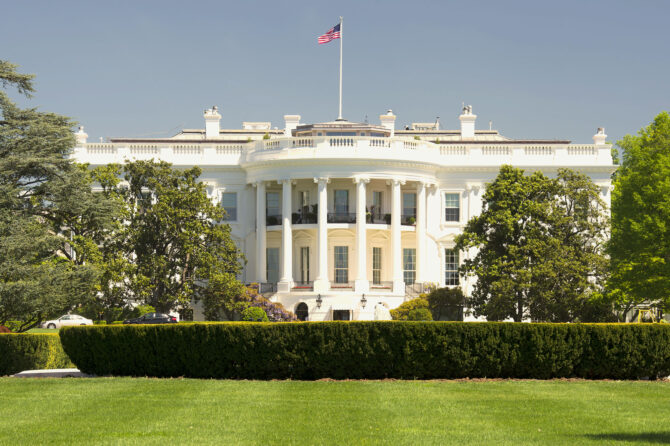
[361,293,367,309]
[316,294,322,309]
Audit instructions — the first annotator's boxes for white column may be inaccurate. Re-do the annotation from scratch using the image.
[313,177,330,293]
[416,181,426,284]
[255,181,267,283]
[391,179,405,294]
[278,179,293,292]
[354,177,369,292]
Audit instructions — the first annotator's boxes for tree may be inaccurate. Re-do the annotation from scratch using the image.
[0,60,103,330]
[609,112,670,315]
[455,165,609,322]
[426,287,465,321]
[100,160,245,314]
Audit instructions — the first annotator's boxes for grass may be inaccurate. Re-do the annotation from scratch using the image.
[1,379,669,445]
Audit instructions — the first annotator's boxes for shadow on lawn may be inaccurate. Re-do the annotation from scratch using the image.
[583,432,670,444]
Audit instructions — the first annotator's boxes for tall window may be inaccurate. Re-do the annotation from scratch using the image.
[372,191,383,220]
[334,190,349,214]
[403,248,416,285]
[300,247,310,283]
[266,192,280,224]
[221,192,237,221]
[266,248,279,284]
[403,193,416,218]
[372,247,382,285]
[299,191,310,213]
[444,193,460,222]
[334,246,348,283]
[445,249,459,286]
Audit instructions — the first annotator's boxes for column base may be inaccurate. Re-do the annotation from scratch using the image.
[354,279,370,293]
[393,280,406,295]
[277,280,293,293]
[313,278,331,293]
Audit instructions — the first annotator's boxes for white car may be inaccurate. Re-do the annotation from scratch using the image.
[42,314,93,329]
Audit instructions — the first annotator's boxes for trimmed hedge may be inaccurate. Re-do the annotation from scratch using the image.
[0,334,74,375]
[59,322,670,380]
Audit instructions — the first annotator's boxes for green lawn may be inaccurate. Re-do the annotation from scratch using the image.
[1,379,669,445]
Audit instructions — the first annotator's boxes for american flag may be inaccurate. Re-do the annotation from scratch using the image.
[318,23,341,44]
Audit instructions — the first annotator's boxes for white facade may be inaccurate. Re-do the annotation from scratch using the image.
[73,106,615,321]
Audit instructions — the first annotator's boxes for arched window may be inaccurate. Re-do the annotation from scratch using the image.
[295,302,309,321]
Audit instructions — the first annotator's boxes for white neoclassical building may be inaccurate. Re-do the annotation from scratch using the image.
[73,106,615,321]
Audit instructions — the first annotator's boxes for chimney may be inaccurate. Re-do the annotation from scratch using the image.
[204,106,221,139]
[284,115,301,137]
[459,105,476,139]
[75,126,88,145]
[379,109,396,137]
[593,127,607,145]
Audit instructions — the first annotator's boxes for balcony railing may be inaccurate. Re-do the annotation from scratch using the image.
[292,212,318,224]
[266,214,282,226]
[292,281,314,291]
[327,212,356,223]
[367,212,391,224]
[401,213,417,226]
[259,282,277,294]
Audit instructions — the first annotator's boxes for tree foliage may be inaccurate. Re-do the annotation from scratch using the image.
[96,160,245,314]
[0,60,103,330]
[426,287,465,321]
[390,298,429,321]
[609,112,670,314]
[455,165,609,322]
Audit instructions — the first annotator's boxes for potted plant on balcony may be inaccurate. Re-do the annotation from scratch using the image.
[366,207,372,223]
[384,213,392,224]
[408,216,416,225]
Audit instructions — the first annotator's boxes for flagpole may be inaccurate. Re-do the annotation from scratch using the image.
[338,16,343,120]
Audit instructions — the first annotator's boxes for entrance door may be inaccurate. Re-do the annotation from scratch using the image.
[333,310,351,321]
[295,302,309,321]
[266,248,279,284]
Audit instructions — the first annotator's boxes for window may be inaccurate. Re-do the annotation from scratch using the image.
[334,246,348,284]
[372,191,383,220]
[334,190,349,214]
[221,192,237,221]
[332,310,351,320]
[444,193,460,222]
[300,247,310,283]
[403,193,416,224]
[266,192,280,225]
[266,248,279,283]
[403,248,416,285]
[299,191,310,213]
[372,247,382,285]
[445,249,459,286]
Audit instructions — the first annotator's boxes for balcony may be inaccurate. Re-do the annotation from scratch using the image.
[292,212,318,224]
[327,212,356,223]
[401,213,417,226]
[367,211,391,224]
[266,214,282,226]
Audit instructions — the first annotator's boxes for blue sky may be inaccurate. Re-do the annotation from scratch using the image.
[2,0,668,144]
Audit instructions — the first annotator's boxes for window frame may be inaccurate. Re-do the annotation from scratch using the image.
[443,191,461,224]
[220,192,238,222]
[444,248,459,287]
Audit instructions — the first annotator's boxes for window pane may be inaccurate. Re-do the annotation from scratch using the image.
[373,247,382,285]
[444,193,460,222]
[267,248,279,283]
[444,249,459,286]
[267,192,280,216]
[403,193,416,218]
[221,192,237,220]
[403,248,416,285]
[334,246,348,283]
[335,190,349,214]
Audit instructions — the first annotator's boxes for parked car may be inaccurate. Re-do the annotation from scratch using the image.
[42,314,93,329]
[123,312,178,324]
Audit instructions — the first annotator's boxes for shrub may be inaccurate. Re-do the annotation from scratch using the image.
[390,298,429,320]
[0,334,73,375]
[59,322,670,380]
[407,308,433,321]
[0,326,11,333]
[241,306,269,322]
[93,321,107,325]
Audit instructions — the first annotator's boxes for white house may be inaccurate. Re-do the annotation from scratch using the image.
[72,105,615,321]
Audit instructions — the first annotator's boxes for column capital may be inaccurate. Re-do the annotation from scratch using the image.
[465,183,482,195]
[314,177,330,185]
[278,179,296,186]
[353,176,370,184]
[387,178,406,186]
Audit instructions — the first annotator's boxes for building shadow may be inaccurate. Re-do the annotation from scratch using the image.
[583,432,670,444]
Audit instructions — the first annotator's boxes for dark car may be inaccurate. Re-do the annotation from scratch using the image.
[123,312,177,324]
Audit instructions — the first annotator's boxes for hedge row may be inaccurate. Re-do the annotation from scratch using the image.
[59,322,670,380]
[0,334,74,375]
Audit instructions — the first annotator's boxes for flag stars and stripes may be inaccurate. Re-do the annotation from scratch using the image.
[318,23,341,44]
